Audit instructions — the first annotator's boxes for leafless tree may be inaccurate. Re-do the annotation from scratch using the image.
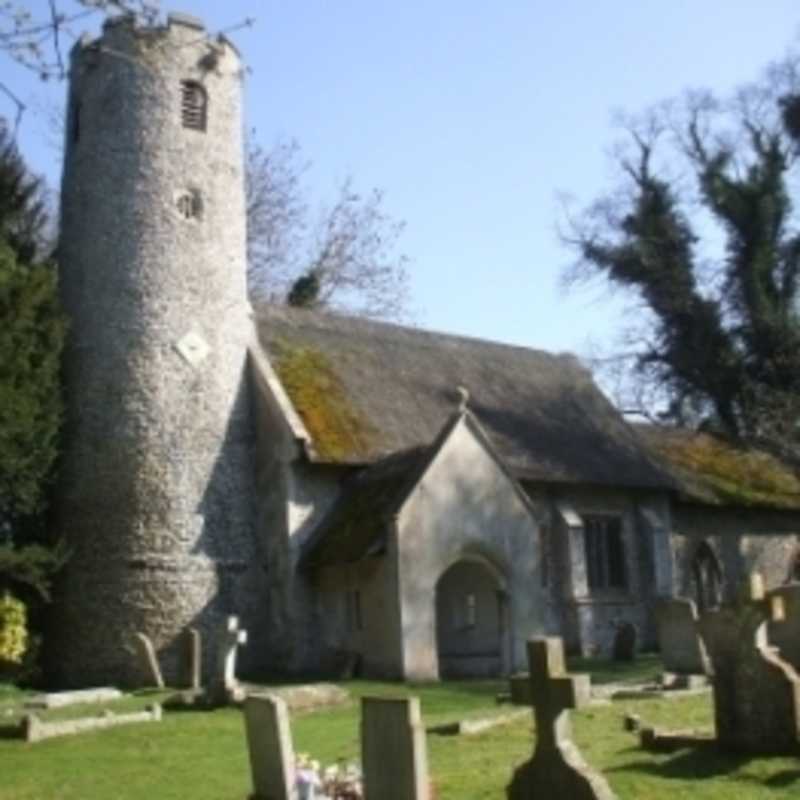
[0,1,159,129]
[246,136,412,321]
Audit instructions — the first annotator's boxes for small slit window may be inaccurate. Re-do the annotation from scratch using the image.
[181,80,207,131]
[465,593,477,628]
[176,190,203,221]
[346,590,363,632]
[71,101,81,143]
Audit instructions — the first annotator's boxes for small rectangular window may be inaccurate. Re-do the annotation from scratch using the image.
[584,515,627,591]
[71,101,81,143]
[465,593,477,628]
[181,80,207,131]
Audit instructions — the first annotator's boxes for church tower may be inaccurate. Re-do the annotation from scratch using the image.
[53,13,263,686]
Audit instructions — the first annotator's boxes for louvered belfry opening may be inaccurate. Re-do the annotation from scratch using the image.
[181,80,207,131]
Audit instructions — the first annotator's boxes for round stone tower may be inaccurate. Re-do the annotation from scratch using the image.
[52,13,263,687]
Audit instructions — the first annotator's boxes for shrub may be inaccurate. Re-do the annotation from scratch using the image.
[0,592,27,667]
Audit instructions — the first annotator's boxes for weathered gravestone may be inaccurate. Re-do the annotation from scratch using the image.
[184,627,202,691]
[134,632,165,689]
[507,638,617,800]
[611,621,636,662]
[655,597,711,675]
[243,694,297,800]
[697,574,800,754]
[768,583,800,672]
[210,616,248,705]
[362,696,429,800]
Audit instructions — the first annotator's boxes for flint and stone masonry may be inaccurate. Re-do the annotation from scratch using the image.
[51,13,264,687]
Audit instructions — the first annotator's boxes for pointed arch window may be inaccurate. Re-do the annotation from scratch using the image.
[691,541,722,612]
[181,80,207,131]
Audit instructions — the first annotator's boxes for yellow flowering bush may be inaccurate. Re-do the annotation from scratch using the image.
[0,592,27,664]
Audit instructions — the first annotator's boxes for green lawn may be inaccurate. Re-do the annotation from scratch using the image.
[0,665,798,799]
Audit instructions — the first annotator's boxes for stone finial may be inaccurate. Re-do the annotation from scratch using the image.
[456,385,470,412]
[507,638,617,800]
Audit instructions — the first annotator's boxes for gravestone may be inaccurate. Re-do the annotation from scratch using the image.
[655,597,711,675]
[611,621,636,661]
[697,574,800,754]
[134,632,165,689]
[768,583,800,672]
[507,638,617,800]
[210,616,247,704]
[362,696,429,800]
[185,627,202,690]
[243,694,297,800]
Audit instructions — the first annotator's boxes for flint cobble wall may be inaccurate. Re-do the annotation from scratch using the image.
[52,15,266,687]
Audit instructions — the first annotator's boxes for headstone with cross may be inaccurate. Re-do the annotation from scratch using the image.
[767,582,800,673]
[507,637,617,800]
[209,616,248,705]
[697,572,800,754]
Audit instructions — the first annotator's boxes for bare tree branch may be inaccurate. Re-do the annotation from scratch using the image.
[246,137,413,321]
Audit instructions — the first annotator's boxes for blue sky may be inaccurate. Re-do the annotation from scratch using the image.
[4,1,800,356]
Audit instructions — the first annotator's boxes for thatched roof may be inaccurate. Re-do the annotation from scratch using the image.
[253,305,673,490]
[299,445,429,569]
[637,425,800,511]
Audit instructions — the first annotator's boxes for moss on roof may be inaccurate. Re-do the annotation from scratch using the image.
[255,305,674,488]
[640,427,800,510]
[272,340,378,462]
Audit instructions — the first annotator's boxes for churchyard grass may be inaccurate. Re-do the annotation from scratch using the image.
[0,668,798,799]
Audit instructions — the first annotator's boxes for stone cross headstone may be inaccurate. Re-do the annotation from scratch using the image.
[361,696,429,800]
[768,583,800,672]
[244,694,297,800]
[134,632,165,689]
[210,615,247,704]
[655,597,711,675]
[697,573,800,754]
[507,637,617,800]
[185,627,202,690]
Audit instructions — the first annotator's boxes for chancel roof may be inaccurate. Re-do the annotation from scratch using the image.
[637,425,800,510]
[254,305,672,490]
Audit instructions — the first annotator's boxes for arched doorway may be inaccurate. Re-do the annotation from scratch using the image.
[435,558,506,678]
[691,541,722,612]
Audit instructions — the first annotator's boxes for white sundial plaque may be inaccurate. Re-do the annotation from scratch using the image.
[175,330,211,368]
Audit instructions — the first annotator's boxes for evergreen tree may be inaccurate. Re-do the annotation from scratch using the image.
[566,52,800,457]
[0,241,65,531]
[0,121,48,264]
[0,122,66,601]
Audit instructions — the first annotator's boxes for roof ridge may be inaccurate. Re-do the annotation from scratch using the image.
[251,302,581,364]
